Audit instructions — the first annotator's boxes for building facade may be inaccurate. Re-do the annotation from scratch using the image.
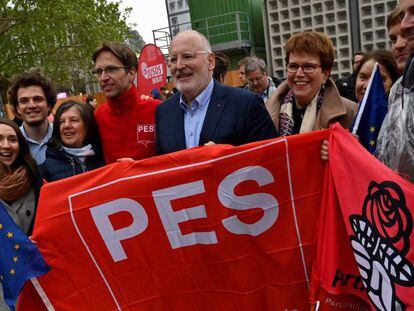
[262,0,398,79]
[166,0,192,36]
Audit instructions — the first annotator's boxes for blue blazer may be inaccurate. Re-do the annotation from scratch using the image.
[155,81,278,155]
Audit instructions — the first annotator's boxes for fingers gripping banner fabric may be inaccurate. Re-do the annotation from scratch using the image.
[19,131,327,310]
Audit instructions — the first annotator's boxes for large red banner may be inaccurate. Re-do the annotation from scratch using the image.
[311,124,414,310]
[21,131,328,310]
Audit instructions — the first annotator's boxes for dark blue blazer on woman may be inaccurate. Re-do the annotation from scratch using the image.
[39,146,105,182]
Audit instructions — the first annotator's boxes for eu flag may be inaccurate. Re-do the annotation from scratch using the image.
[352,62,388,153]
[0,201,49,310]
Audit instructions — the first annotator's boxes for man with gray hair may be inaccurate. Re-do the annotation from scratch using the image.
[155,30,277,155]
[245,57,277,103]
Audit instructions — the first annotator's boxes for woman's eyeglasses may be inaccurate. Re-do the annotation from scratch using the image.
[286,63,322,74]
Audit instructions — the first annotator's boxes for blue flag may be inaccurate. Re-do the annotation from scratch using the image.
[351,63,388,153]
[0,201,49,310]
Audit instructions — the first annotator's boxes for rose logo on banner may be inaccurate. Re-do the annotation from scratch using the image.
[349,181,414,310]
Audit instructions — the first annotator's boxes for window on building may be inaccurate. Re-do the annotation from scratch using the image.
[324,1,334,11]
[273,35,281,45]
[377,42,386,49]
[270,12,279,22]
[292,19,301,29]
[326,26,335,36]
[362,19,372,28]
[169,1,175,11]
[337,11,347,21]
[363,32,373,41]
[302,5,311,15]
[363,44,374,52]
[326,13,335,23]
[313,3,322,12]
[280,0,288,8]
[337,0,346,8]
[280,10,289,20]
[178,0,183,8]
[361,6,372,16]
[313,15,323,24]
[171,17,178,25]
[282,22,290,32]
[374,3,385,14]
[303,17,311,27]
[376,29,386,40]
[271,23,279,32]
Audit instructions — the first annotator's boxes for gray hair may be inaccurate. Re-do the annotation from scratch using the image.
[244,57,268,75]
[237,56,254,69]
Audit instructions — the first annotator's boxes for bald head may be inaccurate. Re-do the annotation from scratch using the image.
[168,30,216,104]
[170,30,212,53]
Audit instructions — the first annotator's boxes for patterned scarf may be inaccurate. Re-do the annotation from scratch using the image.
[62,144,96,164]
[0,164,32,202]
[279,86,325,136]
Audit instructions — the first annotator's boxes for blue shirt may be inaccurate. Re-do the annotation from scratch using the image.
[20,123,53,164]
[179,79,214,148]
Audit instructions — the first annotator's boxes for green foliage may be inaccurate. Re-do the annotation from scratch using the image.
[0,0,132,92]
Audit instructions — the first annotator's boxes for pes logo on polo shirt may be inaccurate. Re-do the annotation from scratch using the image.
[137,124,155,147]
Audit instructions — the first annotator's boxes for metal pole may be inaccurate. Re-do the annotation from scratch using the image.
[0,95,5,118]
[236,12,241,48]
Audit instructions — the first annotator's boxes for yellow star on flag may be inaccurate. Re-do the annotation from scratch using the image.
[370,140,375,146]
[6,232,13,238]
[9,269,15,275]
[14,244,20,250]
[13,256,18,263]
[0,223,3,229]
[370,126,375,133]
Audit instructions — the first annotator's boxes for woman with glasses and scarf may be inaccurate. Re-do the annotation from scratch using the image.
[265,31,358,136]
[40,101,105,182]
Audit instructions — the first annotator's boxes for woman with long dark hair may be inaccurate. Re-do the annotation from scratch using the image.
[40,101,105,182]
[0,117,41,235]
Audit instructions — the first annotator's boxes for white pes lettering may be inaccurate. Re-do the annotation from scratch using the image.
[152,181,217,249]
[90,198,148,262]
[218,166,279,236]
[137,124,155,133]
[90,165,278,261]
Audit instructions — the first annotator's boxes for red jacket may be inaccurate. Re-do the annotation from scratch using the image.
[95,85,160,164]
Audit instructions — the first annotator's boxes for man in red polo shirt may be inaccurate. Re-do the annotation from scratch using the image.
[92,42,160,163]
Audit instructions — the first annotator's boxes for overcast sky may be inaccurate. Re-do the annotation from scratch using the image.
[118,0,169,44]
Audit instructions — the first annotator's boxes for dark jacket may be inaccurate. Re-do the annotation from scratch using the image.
[155,80,278,155]
[335,73,358,103]
[40,146,105,182]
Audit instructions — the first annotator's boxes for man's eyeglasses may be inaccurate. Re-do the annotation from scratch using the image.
[286,63,322,74]
[168,51,210,65]
[92,66,128,77]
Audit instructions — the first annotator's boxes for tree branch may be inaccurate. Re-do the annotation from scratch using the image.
[0,44,83,70]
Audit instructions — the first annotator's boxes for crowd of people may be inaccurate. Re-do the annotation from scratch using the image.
[0,0,413,308]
